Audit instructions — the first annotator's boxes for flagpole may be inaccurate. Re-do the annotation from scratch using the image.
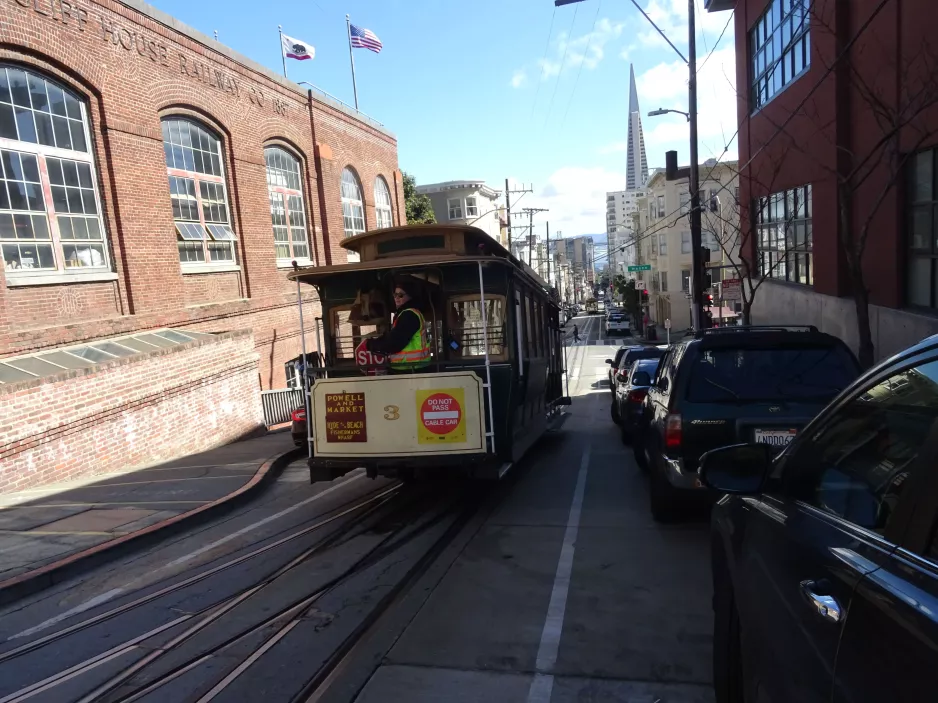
[346,14,359,111]
[278,24,288,78]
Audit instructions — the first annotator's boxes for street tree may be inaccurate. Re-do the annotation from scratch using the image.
[755,2,938,367]
[402,171,436,224]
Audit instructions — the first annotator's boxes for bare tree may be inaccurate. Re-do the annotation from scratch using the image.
[699,159,803,325]
[749,1,938,367]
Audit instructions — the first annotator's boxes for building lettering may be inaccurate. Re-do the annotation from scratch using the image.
[100,16,169,65]
[14,0,88,29]
[178,55,240,98]
[9,0,288,117]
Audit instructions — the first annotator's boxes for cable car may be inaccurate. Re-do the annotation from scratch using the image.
[287,224,571,482]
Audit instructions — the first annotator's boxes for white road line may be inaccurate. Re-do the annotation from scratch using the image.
[8,471,365,642]
[526,443,591,703]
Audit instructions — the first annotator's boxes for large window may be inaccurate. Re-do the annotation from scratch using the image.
[756,184,813,285]
[465,196,478,218]
[0,66,109,274]
[447,197,462,220]
[447,295,506,359]
[681,231,692,254]
[162,118,236,265]
[265,147,309,263]
[909,148,938,309]
[374,176,393,229]
[658,232,667,256]
[340,167,365,238]
[751,0,810,111]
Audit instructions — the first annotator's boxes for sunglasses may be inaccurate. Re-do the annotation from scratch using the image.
[392,291,407,299]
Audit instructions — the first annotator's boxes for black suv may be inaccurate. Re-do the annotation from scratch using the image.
[701,333,938,703]
[633,326,861,521]
[609,345,666,424]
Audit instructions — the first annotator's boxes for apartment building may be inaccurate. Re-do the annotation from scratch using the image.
[635,160,740,331]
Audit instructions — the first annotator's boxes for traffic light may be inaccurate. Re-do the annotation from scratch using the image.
[705,293,714,309]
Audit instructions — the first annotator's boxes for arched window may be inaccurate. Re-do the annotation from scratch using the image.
[374,176,393,229]
[340,168,365,238]
[161,117,236,265]
[0,65,109,275]
[265,147,309,263]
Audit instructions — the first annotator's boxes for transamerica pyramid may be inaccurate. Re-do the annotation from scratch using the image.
[626,64,649,190]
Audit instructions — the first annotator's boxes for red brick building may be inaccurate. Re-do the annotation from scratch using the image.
[0,0,402,488]
[708,0,938,361]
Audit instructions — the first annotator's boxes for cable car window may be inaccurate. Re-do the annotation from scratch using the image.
[447,295,506,360]
[525,294,534,358]
[330,307,380,360]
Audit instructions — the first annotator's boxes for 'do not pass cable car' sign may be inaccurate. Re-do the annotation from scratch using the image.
[416,389,466,444]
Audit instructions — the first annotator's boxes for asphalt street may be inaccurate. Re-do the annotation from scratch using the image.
[0,313,715,703]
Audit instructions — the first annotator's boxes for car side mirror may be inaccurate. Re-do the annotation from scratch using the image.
[605,359,614,365]
[699,443,772,494]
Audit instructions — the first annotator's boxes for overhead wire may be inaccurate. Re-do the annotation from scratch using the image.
[531,6,557,119]
[696,10,733,75]
[560,1,603,130]
[543,5,579,126]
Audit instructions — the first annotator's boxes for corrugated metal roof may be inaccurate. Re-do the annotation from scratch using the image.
[0,329,215,385]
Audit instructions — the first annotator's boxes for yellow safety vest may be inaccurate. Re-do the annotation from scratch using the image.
[388,308,431,370]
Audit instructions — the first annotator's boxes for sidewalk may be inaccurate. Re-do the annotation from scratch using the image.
[0,430,298,602]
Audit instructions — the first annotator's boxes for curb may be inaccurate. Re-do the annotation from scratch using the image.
[0,446,304,608]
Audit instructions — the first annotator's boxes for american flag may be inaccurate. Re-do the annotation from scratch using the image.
[349,24,382,53]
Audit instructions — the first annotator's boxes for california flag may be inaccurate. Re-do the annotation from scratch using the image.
[281,33,314,61]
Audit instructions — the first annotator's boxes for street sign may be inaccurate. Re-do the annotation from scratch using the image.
[721,278,742,301]
[628,264,651,272]
[634,280,645,289]
[664,319,672,330]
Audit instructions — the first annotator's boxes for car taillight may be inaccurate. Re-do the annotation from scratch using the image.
[291,408,307,422]
[627,389,647,403]
[664,413,682,451]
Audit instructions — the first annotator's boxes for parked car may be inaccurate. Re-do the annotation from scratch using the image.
[606,345,639,390]
[703,332,938,703]
[291,406,307,446]
[614,358,660,444]
[609,345,666,422]
[605,313,631,337]
[632,326,861,522]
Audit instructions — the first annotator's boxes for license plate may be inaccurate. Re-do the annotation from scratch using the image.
[754,428,797,446]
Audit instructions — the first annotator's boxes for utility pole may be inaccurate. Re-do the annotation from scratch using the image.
[504,181,533,249]
[688,0,703,332]
[546,221,550,285]
[520,207,548,270]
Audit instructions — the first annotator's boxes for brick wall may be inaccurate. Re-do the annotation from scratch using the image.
[0,0,403,389]
[0,331,264,493]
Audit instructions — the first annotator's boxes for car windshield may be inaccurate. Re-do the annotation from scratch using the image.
[621,349,663,368]
[686,346,859,402]
[631,360,659,384]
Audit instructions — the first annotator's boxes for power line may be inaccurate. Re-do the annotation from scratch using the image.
[531,6,557,119]
[696,10,733,75]
[544,5,579,127]
[560,1,602,130]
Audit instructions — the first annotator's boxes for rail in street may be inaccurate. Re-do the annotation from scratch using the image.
[0,313,714,703]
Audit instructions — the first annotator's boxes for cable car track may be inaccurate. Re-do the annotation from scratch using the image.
[0,480,482,703]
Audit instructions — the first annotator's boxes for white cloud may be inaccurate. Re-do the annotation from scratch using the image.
[636,0,734,54]
[512,166,626,237]
[636,45,740,162]
[510,69,527,89]
[597,141,630,155]
[514,17,625,86]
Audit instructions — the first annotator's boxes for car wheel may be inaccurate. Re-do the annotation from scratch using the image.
[632,434,648,471]
[649,465,679,523]
[619,421,631,445]
[611,399,621,425]
[713,566,745,703]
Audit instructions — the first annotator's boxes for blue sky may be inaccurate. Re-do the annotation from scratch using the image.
[151,0,738,237]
